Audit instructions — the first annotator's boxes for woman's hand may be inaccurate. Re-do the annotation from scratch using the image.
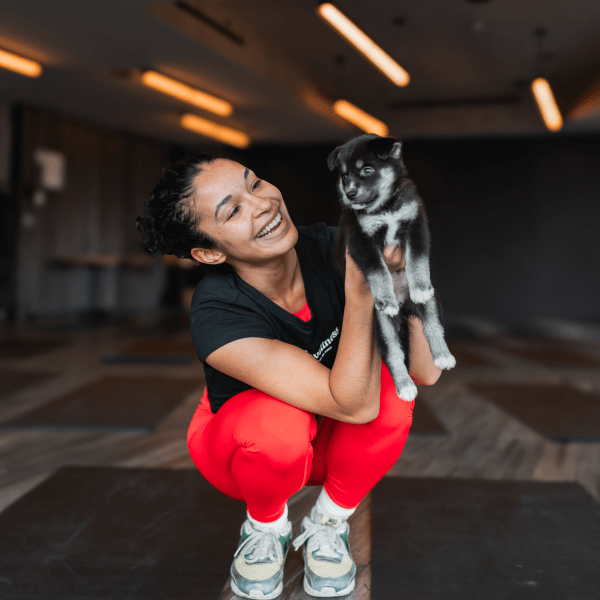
[345,244,406,300]
[383,245,405,273]
[345,246,371,297]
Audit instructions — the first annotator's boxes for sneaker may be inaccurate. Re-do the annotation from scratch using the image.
[230,517,292,600]
[291,505,356,597]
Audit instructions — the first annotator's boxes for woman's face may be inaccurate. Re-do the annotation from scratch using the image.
[190,159,298,267]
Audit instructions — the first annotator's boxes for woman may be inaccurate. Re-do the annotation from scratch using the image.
[136,153,442,599]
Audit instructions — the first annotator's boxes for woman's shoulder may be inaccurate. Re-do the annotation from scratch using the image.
[191,268,238,309]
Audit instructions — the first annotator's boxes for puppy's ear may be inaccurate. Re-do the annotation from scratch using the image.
[327,146,341,172]
[370,136,402,161]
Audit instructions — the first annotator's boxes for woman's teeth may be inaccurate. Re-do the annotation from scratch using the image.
[257,212,282,238]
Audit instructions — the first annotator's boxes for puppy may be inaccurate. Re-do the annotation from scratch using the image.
[328,133,456,401]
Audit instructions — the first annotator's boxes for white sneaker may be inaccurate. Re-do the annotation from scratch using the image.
[291,504,356,597]
[230,517,292,599]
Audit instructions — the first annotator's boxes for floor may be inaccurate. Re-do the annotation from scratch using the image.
[1,311,600,599]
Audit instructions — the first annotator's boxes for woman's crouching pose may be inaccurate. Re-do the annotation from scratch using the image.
[137,153,442,599]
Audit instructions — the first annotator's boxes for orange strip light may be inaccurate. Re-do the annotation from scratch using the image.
[142,70,233,117]
[333,100,389,136]
[317,3,409,86]
[0,47,42,77]
[180,113,250,148]
[531,77,563,131]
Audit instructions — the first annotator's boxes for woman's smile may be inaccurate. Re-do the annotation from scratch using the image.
[256,211,286,240]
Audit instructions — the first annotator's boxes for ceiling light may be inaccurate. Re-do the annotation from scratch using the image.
[531,77,563,131]
[0,47,42,77]
[333,100,388,136]
[317,3,409,86]
[141,70,233,117]
[180,113,250,148]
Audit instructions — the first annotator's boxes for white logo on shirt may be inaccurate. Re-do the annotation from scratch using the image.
[307,327,340,362]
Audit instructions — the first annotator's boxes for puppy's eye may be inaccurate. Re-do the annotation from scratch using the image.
[341,173,348,180]
[362,167,374,176]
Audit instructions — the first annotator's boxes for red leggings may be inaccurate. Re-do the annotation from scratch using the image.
[187,359,416,523]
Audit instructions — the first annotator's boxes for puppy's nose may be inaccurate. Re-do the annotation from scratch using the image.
[346,188,357,199]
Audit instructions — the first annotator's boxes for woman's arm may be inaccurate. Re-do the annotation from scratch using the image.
[408,316,442,385]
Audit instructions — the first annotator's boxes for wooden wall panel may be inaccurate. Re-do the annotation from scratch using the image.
[15,105,173,318]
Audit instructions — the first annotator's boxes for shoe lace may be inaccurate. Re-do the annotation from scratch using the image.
[234,527,284,564]
[292,517,345,558]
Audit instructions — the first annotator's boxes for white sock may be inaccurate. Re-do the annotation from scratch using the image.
[315,487,358,520]
[247,503,289,531]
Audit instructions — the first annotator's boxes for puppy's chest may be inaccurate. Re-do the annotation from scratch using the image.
[357,201,418,246]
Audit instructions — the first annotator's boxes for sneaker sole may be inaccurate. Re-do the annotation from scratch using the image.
[303,575,355,597]
[230,579,283,600]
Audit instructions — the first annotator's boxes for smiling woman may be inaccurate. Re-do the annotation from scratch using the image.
[135,152,439,599]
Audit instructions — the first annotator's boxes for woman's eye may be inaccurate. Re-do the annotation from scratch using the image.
[252,179,262,191]
[227,206,240,220]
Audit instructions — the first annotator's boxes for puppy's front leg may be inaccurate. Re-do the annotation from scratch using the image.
[404,223,435,305]
[365,256,400,317]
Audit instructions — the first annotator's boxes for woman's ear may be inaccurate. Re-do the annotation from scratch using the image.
[327,146,341,172]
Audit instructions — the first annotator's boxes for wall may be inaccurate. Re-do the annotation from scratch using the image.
[13,105,175,320]
[231,134,600,333]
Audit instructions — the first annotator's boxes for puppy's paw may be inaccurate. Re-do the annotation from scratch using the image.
[434,353,456,370]
[396,380,418,401]
[410,286,435,304]
[375,297,400,317]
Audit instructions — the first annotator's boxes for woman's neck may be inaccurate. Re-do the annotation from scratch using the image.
[235,248,303,306]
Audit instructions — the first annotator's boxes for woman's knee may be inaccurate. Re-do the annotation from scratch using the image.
[235,394,317,464]
[371,396,415,437]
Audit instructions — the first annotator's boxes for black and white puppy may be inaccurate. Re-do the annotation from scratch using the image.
[328,133,456,401]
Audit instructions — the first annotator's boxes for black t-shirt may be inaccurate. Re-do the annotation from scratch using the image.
[190,223,345,414]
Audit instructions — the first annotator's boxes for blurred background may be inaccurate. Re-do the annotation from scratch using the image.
[0,0,599,338]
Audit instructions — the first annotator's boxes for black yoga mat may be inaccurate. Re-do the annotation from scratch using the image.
[0,368,59,397]
[468,381,600,442]
[102,336,197,364]
[371,477,600,600]
[0,375,204,431]
[0,337,71,359]
[410,399,447,435]
[0,466,245,600]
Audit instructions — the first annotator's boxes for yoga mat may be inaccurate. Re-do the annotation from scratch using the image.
[371,477,600,599]
[102,336,197,364]
[447,342,497,366]
[0,375,204,431]
[500,345,600,368]
[410,399,447,435]
[468,381,600,442]
[0,466,244,600]
[0,368,59,397]
[0,337,71,359]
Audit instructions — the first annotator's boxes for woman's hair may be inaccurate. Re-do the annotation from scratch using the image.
[136,152,232,273]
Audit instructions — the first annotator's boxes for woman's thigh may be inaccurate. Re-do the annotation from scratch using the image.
[187,386,318,500]
[306,359,415,489]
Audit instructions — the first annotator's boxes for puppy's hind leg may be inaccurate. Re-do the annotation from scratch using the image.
[375,310,417,401]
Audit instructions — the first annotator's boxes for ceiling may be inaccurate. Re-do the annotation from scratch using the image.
[1,0,599,148]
